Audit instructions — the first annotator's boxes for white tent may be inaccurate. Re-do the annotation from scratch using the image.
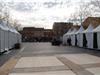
[0,20,7,52]
[13,28,19,44]
[63,29,72,45]
[76,26,84,47]
[8,25,21,49]
[0,20,6,52]
[9,26,16,49]
[70,28,77,46]
[82,24,94,48]
[0,19,21,52]
[16,31,22,44]
[93,25,100,49]
[3,20,10,51]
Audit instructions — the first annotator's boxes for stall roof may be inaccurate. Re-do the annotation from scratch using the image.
[63,29,71,36]
[64,29,72,36]
[13,28,19,34]
[93,25,100,32]
[0,20,8,30]
[0,24,4,30]
[70,28,77,34]
[3,21,10,31]
[75,25,84,34]
[83,24,94,33]
[9,25,15,33]
[11,26,20,34]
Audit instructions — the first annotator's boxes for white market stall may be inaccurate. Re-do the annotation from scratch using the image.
[63,29,72,45]
[76,26,84,47]
[0,20,6,52]
[3,20,10,51]
[0,19,22,53]
[70,28,77,46]
[8,26,21,49]
[93,25,100,49]
[16,31,22,44]
[13,28,20,44]
[8,25,17,49]
[82,24,94,49]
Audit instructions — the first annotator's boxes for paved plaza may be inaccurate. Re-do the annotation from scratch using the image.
[1,43,100,75]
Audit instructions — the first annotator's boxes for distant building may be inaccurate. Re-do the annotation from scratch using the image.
[53,22,73,38]
[71,25,80,30]
[20,27,53,42]
[44,29,53,38]
[43,29,53,41]
[82,17,100,29]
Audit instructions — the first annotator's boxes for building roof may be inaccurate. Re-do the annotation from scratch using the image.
[93,25,100,32]
[82,17,100,29]
[76,26,84,34]
[71,25,80,30]
[53,22,73,30]
[23,27,44,31]
[83,24,94,33]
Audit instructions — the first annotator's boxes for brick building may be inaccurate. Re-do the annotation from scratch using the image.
[82,17,100,29]
[20,27,53,42]
[43,29,53,41]
[71,25,80,30]
[53,22,73,38]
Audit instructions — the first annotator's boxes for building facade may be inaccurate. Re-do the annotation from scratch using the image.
[82,17,100,29]
[20,27,53,42]
[53,22,73,38]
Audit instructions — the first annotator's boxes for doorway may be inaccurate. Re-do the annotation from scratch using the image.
[83,33,87,48]
[93,32,98,48]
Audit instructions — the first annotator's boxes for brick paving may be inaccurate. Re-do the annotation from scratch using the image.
[1,43,100,75]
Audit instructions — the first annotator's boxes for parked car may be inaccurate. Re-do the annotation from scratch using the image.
[51,38,62,46]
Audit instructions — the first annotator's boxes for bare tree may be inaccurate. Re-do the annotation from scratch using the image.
[12,19,21,30]
[69,1,93,25]
[0,1,21,30]
[0,1,6,20]
[70,0,100,24]
[90,0,100,16]
[91,0,100,9]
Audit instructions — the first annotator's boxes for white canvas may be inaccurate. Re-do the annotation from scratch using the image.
[93,25,100,50]
[83,24,94,48]
[85,33,93,48]
[71,34,75,46]
[76,26,84,47]
[1,29,5,52]
[97,32,100,49]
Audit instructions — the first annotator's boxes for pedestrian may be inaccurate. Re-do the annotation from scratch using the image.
[67,37,71,46]
[75,35,77,46]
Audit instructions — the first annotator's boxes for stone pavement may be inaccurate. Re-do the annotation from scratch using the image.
[1,43,100,75]
[9,53,100,75]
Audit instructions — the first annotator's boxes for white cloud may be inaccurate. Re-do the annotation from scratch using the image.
[3,0,91,29]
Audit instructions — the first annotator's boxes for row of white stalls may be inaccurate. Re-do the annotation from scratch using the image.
[0,20,21,53]
[63,24,100,50]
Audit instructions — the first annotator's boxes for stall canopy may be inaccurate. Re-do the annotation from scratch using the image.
[0,20,6,52]
[63,29,72,45]
[3,21,10,50]
[76,26,84,47]
[93,25,100,32]
[0,20,10,52]
[93,25,100,49]
[70,28,77,35]
[76,26,84,34]
[64,29,72,36]
[0,19,22,53]
[83,24,94,48]
[70,28,77,46]
[83,24,93,33]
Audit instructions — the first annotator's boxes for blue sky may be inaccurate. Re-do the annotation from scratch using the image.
[2,0,91,29]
